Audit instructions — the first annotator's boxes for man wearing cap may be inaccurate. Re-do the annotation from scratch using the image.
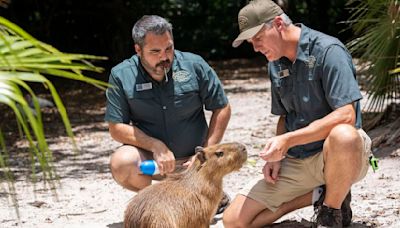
[105,15,231,214]
[224,0,372,227]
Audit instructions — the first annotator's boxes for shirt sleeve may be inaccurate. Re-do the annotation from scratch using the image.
[197,59,229,110]
[321,45,362,109]
[104,71,131,124]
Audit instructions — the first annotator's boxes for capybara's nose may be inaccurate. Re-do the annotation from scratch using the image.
[236,143,248,156]
[240,143,247,151]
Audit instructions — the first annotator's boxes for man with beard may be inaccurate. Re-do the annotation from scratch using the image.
[105,15,231,213]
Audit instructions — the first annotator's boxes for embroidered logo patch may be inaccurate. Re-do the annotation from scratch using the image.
[307,56,316,69]
[238,16,249,30]
[173,70,190,83]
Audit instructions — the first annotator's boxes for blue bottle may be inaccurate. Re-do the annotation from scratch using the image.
[140,160,159,175]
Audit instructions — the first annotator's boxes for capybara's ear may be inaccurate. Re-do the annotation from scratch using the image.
[195,147,206,164]
[195,146,204,154]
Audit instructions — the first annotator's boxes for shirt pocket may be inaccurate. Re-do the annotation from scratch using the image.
[173,81,202,117]
[294,65,329,119]
[127,89,160,123]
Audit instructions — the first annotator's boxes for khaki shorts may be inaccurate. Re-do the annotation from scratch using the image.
[239,128,372,212]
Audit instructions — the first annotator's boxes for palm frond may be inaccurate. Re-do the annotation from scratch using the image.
[0,16,108,209]
[346,0,400,111]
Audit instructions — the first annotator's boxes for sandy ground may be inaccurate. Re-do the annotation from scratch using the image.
[1,77,400,228]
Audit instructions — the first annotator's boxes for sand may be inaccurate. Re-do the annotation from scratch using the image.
[1,77,399,228]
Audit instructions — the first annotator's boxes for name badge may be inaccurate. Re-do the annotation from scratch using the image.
[278,69,290,78]
[136,82,152,91]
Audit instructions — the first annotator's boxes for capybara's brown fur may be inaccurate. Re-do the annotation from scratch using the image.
[123,142,247,228]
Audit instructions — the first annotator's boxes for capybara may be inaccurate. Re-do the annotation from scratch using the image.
[123,142,247,228]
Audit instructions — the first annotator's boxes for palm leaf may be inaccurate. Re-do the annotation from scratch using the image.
[346,0,400,111]
[0,16,108,212]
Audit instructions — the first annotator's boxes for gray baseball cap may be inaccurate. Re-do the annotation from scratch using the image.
[232,0,283,48]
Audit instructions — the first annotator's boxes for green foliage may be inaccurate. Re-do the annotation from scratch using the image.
[0,16,108,202]
[1,0,351,62]
[346,0,400,111]
[159,0,245,58]
[288,0,351,40]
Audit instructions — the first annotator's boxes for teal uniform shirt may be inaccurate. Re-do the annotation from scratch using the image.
[269,24,363,159]
[105,50,228,158]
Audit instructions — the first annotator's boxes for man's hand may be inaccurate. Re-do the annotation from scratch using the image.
[152,142,176,175]
[182,155,196,169]
[259,134,289,162]
[262,161,281,184]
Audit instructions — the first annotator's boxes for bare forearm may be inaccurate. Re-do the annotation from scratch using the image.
[204,104,231,146]
[285,104,356,148]
[108,122,164,153]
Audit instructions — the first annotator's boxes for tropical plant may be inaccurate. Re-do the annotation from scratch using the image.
[346,0,400,112]
[0,16,108,213]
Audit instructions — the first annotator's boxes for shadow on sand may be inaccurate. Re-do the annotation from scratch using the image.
[107,222,123,228]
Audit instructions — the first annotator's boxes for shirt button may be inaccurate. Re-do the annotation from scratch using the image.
[162,106,167,110]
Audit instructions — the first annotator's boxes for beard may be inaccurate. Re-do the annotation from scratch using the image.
[140,56,173,81]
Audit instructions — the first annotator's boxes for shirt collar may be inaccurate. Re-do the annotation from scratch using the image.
[172,51,179,72]
[294,23,310,63]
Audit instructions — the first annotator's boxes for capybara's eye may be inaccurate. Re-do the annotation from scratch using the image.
[215,151,224,157]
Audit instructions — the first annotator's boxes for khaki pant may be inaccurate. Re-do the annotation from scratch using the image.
[239,129,372,212]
